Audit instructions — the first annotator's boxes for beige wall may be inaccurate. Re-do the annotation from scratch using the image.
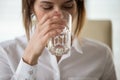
[80,20,112,48]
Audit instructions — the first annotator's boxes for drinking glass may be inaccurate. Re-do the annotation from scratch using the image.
[47,12,72,56]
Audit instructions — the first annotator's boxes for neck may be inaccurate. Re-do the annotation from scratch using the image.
[56,56,62,62]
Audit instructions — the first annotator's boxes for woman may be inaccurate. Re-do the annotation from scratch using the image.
[0,0,117,80]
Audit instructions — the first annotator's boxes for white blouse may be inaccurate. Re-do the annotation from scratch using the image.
[0,35,116,80]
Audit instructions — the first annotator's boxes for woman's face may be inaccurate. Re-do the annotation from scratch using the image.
[33,0,77,21]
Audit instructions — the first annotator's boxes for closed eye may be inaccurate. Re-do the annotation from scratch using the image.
[63,3,74,9]
[40,1,53,10]
[62,0,74,10]
[42,4,53,10]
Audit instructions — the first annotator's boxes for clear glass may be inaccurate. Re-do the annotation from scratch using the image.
[47,12,72,56]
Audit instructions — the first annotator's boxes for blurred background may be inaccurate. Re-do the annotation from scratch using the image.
[0,0,120,79]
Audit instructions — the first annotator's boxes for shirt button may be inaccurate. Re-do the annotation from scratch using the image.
[28,69,33,75]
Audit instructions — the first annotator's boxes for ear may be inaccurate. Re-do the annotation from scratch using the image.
[30,9,34,15]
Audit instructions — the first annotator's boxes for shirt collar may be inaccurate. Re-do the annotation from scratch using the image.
[72,37,83,54]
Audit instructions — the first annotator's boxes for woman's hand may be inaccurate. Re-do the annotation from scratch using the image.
[23,14,65,65]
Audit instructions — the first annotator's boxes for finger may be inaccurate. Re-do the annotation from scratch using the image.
[43,17,66,34]
[36,16,66,34]
[48,16,66,25]
[37,15,66,31]
[39,24,64,37]
[36,29,62,47]
[38,13,54,25]
[38,17,66,32]
[42,29,63,43]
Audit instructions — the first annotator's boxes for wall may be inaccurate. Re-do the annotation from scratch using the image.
[0,0,24,42]
[85,0,120,79]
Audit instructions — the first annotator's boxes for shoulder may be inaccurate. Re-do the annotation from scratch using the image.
[0,36,28,69]
[81,38,112,56]
[80,38,116,79]
[0,35,27,55]
[82,38,111,50]
[0,35,27,47]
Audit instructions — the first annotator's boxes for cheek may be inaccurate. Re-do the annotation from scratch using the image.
[35,12,45,21]
[70,1,77,19]
[69,9,77,22]
[72,7,77,19]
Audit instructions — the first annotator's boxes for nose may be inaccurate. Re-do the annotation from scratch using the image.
[52,7,64,18]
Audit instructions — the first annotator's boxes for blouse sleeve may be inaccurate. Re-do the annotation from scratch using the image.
[0,47,37,80]
[100,47,117,80]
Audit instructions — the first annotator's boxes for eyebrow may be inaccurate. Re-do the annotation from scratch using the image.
[40,0,73,4]
[64,0,73,3]
[40,1,53,4]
